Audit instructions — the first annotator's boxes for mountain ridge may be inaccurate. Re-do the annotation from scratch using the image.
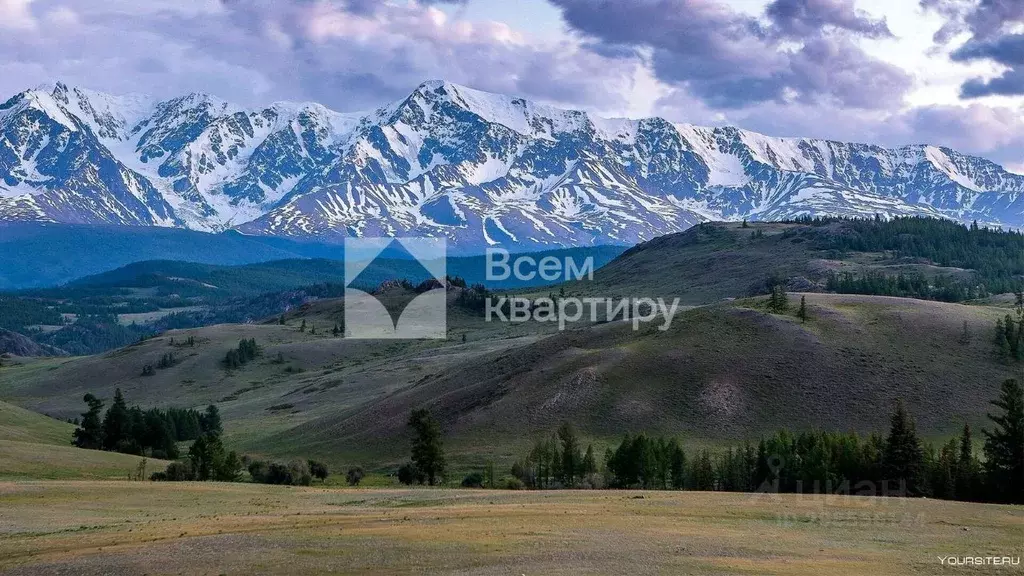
[2,80,1023,249]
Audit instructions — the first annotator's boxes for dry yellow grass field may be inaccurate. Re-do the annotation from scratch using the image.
[1,481,1021,575]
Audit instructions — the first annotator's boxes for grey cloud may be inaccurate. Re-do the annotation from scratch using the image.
[951,33,1024,66]
[923,0,1024,97]
[960,68,1024,98]
[766,0,893,39]
[0,0,642,113]
[658,89,1024,167]
[550,0,910,110]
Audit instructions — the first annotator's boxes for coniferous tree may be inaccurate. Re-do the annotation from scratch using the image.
[200,405,223,437]
[187,433,240,481]
[1005,315,1019,360]
[882,399,924,496]
[557,422,582,487]
[767,285,789,313]
[582,444,597,478]
[996,318,1010,360]
[669,439,686,489]
[983,379,1024,504]
[956,424,979,501]
[73,393,105,449]
[408,409,446,486]
[101,389,132,451]
[694,449,715,491]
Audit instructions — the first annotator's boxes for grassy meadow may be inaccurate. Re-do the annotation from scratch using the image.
[0,482,1021,575]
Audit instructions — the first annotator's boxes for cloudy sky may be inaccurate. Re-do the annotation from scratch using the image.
[2,0,1023,169]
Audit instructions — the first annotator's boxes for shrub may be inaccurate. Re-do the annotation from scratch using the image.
[293,460,313,486]
[160,460,196,481]
[397,462,421,485]
[502,476,525,490]
[251,460,312,486]
[461,472,484,488]
[157,352,176,369]
[308,460,329,483]
[248,459,269,483]
[346,467,365,486]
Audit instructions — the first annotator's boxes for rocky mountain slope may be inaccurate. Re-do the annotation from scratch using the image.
[2,81,1023,251]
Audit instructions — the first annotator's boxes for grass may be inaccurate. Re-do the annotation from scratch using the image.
[0,400,73,445]
[0,481,1020,575]
[0,441,169,480]
[1,293,1018,471]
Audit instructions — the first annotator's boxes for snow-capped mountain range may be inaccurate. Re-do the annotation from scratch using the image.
[2,80,1023,251]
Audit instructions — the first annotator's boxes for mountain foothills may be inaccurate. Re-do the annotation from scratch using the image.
[2,219,1023,473]
[2,81,1024,251]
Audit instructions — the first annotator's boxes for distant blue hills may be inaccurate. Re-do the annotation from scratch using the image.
[0,223,626,290]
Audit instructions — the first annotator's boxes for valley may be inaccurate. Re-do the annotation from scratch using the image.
[1,217,1022,574]
[2,219,1022,472]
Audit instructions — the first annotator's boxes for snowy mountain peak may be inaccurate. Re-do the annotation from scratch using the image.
[2,80,1024,252]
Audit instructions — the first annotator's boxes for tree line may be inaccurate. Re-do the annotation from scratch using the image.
[826,271,988,302]
[72,389,219,459]
[502,380,1022,505]
[993,292,1024,363]
[783,216,1024,301]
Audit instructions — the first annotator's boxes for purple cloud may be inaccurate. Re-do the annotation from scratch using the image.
[766,0,893,39]
[0,0,643,113]
[924,0,1024,97]
[549,0,910,110]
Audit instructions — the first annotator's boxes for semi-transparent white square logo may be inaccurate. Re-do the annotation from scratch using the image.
[344,237,447,339]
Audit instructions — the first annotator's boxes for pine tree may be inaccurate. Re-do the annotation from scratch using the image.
[669,439,686,489]
[767,285,789,313]
[101,389,132,451]
[557,422,582,487]
[72,394,105,449]
[200,405,223,437]
[408,409,446,486]
[956,424,979,501]
[1005,315,1018,359]
[996,318,1010,360]
[983,379,1024,504]
[882,399,924,496]
[582,444,597,478]
[694,449,715,490]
